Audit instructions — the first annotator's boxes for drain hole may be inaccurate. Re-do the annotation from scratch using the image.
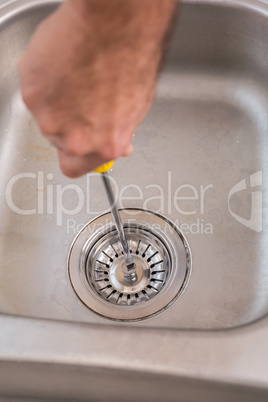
[116,293,124,304]
[94,270,109,275]
[136,240,141,255]
[127,294,131,306]
[142,290,150,299]
[99,284,112,291]
[107,289,117,299]
[147,251,159,263]
[147,284,158,292]
[110,244,118,258]
[96,260,110,268]
[150,260,163,269]
[102,251,113,262]
[94,270,109,274]
[142,244,151,258]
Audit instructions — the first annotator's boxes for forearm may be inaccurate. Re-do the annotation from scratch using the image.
[65,0,176,71]
[69,0,176,40]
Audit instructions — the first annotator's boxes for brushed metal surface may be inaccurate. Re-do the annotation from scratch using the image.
[0,0,267,331]
[1,313,268,401]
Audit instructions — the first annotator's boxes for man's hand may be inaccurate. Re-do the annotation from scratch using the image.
[18,0,175,177]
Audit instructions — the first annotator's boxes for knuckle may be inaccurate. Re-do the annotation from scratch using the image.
[63,127,94,157]
[20,86,37,110]
[37,113,58,137]
[99,137,121,161]
[63,137,85,156]
[61,167,80,178]
[58,154,80,178]
[100,148,119,161]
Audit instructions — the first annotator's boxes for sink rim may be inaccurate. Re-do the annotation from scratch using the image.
[0,312,268,399]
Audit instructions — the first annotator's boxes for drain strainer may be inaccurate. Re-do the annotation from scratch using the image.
[87,227,170,305]
[68,209,191,321]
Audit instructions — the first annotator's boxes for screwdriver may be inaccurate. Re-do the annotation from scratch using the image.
[94,161,137,281]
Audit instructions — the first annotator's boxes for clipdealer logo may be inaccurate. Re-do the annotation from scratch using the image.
[5,170,263,233]
[228,170,262,233]
[5,171,214,234]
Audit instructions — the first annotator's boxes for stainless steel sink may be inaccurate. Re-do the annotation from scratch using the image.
[0,0,268,400]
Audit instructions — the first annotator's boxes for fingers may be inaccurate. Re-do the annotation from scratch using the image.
[121,143,133,157]
[57,138,133,178]
[57,150,105,178]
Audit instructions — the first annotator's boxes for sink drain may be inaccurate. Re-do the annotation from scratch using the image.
[87,227,170,306]
[68,209,191,321]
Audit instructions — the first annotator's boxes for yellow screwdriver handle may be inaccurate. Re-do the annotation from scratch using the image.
[94,160,114,173]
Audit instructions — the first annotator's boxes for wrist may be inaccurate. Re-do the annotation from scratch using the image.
[63,0,175,72]
[64,0,175,45]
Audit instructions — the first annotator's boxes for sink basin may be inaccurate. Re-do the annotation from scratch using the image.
[0,0,267,330]
[0,0,268,400]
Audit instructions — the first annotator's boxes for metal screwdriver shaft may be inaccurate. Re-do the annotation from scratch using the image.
[101,171,137,281]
